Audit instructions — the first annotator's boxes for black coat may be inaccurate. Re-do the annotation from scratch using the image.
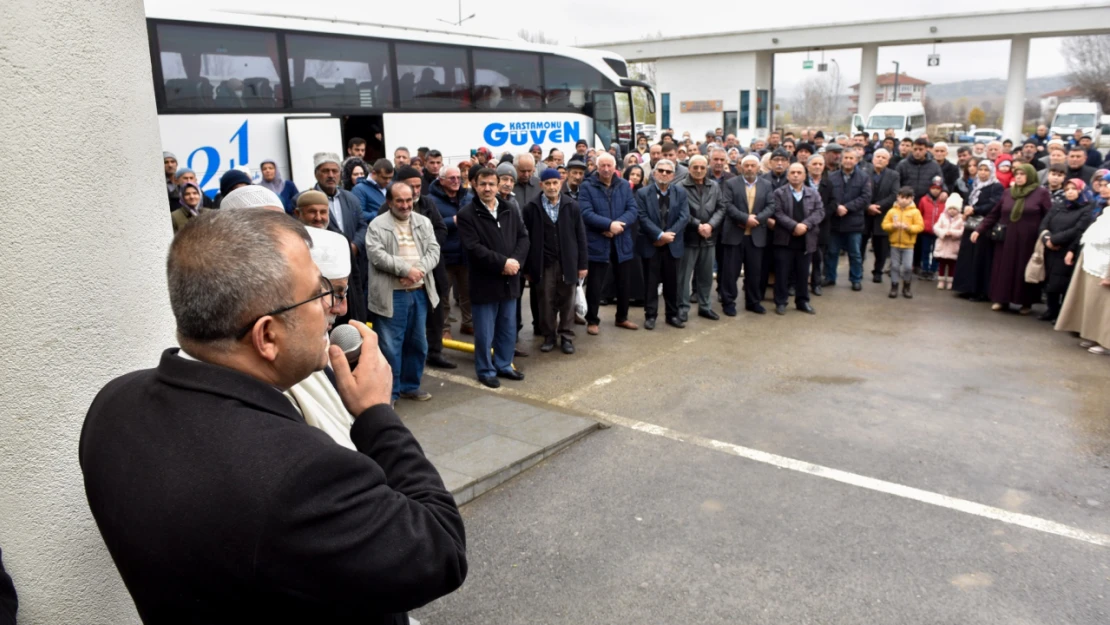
[79,350,467,625]
[896,155,943,200]
[1039,198,1094,292]
[866,168,902,236]
[828,167,873,233]
[0,546,14,625]
[456,196,530,304]
[721,177,776,247]
[1066,164,1096,184]
[809,175,834,245]
[521,193,588,285]
[940,160,960,191]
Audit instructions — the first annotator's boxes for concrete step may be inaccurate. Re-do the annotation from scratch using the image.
[399,393,599,506]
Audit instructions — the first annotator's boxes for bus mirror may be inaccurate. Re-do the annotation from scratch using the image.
[647,95,656,114]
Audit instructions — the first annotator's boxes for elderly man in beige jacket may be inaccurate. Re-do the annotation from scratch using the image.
[367,181,441,403]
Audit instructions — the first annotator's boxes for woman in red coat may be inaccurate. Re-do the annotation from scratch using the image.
[970,162,1053,314]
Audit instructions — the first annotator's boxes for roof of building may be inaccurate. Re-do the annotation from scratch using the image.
[849,72,929,89]
[1040,85,1084,98]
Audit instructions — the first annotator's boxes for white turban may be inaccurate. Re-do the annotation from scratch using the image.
[306,228,351,280]
[220,185,285,211]
[314,152,342,170]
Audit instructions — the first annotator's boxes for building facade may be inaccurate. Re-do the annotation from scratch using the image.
[848,72,928,114]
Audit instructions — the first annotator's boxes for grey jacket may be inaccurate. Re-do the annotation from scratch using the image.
[680,176,726,247]
[365,211,441,318]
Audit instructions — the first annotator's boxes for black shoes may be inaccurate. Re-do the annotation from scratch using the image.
[479,376,501,388]
[561,340,575,354]
[666,317,686,328]
[426,354,457,369]
[797,302,816,314]
[678,312,689,323]
[722,306,737,317]
[851,282,863,291]
[746,304,767,315]
[872,275,883,284]
[775,304,787,315]
[497,369,525,381]
[811,284,823,296]
[644,317,656,330]
[889,284,899,298]
[822,279,836,287]
[540,341,556,353]
[698,309,720,321]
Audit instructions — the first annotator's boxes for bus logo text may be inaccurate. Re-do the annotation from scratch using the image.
[483,121,581,147]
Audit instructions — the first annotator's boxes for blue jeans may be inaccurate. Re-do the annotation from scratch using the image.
[373,289,428,401]
[825,232,863,285]
[472,298,517,379]
[918,233,938,273]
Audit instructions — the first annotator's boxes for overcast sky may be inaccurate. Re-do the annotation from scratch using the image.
[149,0,1087,96]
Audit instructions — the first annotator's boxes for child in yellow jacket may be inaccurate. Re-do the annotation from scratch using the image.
[882,186,925,299]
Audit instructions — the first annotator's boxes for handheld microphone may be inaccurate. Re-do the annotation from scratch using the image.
[330,324,363,368]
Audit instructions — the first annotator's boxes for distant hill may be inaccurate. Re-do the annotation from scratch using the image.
[926,75,1071,102]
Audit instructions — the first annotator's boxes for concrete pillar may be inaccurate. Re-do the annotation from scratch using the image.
[0,0,174,623]
[1002,36,1030,143]
[858,44,879,121]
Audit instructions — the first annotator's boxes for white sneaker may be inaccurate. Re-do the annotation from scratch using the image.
[936,280,945,290]
[1089,345,1109,355]
[1080,340,1096,348]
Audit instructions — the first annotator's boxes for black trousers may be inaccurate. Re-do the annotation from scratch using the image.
[642,251,679,320]
[869,235,890,278]
[719,237,765,309]
[425,263,449,356]
[759,242,774,301]
[774,247,811,307]
[718,243,743,310]
[811,243,827,288]
[586,242,630,325]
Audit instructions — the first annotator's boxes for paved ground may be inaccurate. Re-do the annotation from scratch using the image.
[411,267,1110,624]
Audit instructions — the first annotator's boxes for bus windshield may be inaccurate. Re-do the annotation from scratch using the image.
[1054,113,1097,128]
[866,115,905,130]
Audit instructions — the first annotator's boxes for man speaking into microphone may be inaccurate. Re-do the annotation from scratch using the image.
[79,209,466,625]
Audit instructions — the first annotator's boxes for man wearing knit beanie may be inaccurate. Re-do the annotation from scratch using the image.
[494,162,529,356]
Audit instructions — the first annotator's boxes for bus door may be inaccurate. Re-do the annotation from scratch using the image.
[590,90,618,152]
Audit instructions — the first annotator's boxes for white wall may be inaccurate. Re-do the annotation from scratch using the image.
[0,0,175,623]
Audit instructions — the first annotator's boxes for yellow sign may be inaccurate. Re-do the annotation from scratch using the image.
[680,100,723,113]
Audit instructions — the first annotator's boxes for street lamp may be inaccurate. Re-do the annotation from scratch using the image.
[892,60,900,104]
[437,0,475,26]
[829,58,840,129]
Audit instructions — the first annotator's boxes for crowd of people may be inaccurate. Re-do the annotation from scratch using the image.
[160,125,1110,401]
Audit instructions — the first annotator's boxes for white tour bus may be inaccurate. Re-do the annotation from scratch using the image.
[148,8,655,195]
[852,102,927,141]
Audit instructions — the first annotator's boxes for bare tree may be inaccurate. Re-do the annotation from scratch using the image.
[1061,35,1110,109]
[922,98,939,125]
[938,101,954,122]
[1023,99,1043,125]
[517,29,558,45]
[797,75,834,125]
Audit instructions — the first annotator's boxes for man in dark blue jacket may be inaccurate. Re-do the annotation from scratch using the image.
[823,149,873,290]
[579,153,640,335]
[636,159,690,329]
[428,166,474,336]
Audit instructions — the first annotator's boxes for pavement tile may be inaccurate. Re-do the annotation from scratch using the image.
[452,395,547,427]
[431,464,475,492]
[433,434,541,480]
[404,412,495,457]
[499,411,597,448]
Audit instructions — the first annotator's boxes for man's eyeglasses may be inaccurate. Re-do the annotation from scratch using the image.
[656,169,674,174]
[234,276,334,340]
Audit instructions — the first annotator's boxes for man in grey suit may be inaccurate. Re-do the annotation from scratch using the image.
[636,159,689,329]
[719,154,777,316]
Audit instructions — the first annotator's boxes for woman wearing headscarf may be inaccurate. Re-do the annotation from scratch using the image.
[1038,178,1094,322]
[971,162,1053,314]
[342,157,368,192]
[953,160,1003,299]
[259,159,299,213]
[1055,208,1110,355]
[994,153,1014,188]
[170,182,211,233]
[623,164,645,192]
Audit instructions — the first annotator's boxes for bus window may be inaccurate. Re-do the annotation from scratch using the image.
[591,91,618,149]
[285,34,392,110]
[544,55,602,114]
[473,51,542,111]
[156,23,282,110]
[395,43,470,109]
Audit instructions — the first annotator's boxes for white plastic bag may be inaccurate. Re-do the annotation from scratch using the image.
[575,279,587,318]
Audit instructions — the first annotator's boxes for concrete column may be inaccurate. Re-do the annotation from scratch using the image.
[1002,36,1031,143]
[0,0,174,623]
[858,44,879,121]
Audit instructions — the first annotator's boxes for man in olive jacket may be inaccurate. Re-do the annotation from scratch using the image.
[80,209,466,625]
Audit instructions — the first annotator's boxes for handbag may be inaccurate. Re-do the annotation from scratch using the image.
[964,215,983,233]
[990,223,1007,242]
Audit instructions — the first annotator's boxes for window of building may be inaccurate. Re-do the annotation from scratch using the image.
[395,43,470,109]
[723,110,738,136]
[157,23,282,109]
[285,34,391,109]
[473,50,542,110]
[544,55,604,113]
[756,89,768,128]
[739,90,750,129]
[661,93,670,129]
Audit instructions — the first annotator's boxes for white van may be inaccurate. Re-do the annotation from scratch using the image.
[852,102,927,141]
[1050,101,1103,143]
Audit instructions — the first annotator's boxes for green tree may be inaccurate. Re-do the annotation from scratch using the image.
[968,106,986,126]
